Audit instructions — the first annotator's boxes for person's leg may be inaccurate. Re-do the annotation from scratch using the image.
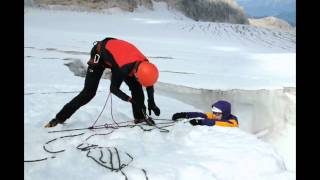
[55,65,105,123]
[124,77,146,120]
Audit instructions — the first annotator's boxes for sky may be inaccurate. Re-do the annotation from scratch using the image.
[236,0,296,25]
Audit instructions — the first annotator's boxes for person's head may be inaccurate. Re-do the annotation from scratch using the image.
[211,100,231,120]
[134,61,159,87]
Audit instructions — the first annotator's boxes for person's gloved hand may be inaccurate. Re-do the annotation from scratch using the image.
[148,99,160,116]
[189,119,203,126]
[172,112,188,121]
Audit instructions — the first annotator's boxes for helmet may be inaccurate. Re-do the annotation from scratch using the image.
[135,61,159,87]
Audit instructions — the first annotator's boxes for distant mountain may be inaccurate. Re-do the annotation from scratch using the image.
[161,0,248,24]
[31,0,249,24]
[236,0,296,26]
[249,16,294,32]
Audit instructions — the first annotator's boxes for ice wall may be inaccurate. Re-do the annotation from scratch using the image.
[155,82,296,135]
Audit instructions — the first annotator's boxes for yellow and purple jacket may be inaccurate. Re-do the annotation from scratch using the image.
[187,112,239,127]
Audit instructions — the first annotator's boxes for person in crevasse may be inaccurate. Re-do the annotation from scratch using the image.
[171,100,239,127]
[45,37,160,128]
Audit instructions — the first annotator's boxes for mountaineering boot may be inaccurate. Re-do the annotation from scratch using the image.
[144,117,155,126]
[134,117,155,126]
[134,119,144,124]
[44,118,63,128]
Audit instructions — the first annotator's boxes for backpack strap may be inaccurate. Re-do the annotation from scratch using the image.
[99,37,120,70]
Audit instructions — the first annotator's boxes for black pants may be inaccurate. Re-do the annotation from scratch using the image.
[56,65,146,123]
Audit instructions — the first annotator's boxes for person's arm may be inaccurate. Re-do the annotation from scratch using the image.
[146,86,154,100]
[199,119,215,126]
[189,118,215,126]
[146,86,160,116]
[193,118,239,127]
[189,112,215,126]
[172,112,206,120]
[189,112,239,127]
[110,70,130,102]
[187,112,207,118]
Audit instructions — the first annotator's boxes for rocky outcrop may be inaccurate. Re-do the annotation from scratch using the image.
[33,0,153,12]
[159,0,248,24]
[32,0,248,24]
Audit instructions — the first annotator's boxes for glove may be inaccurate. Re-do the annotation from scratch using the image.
[189,119,203,126]
[148,99,160,116]
[172,112,188,121]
